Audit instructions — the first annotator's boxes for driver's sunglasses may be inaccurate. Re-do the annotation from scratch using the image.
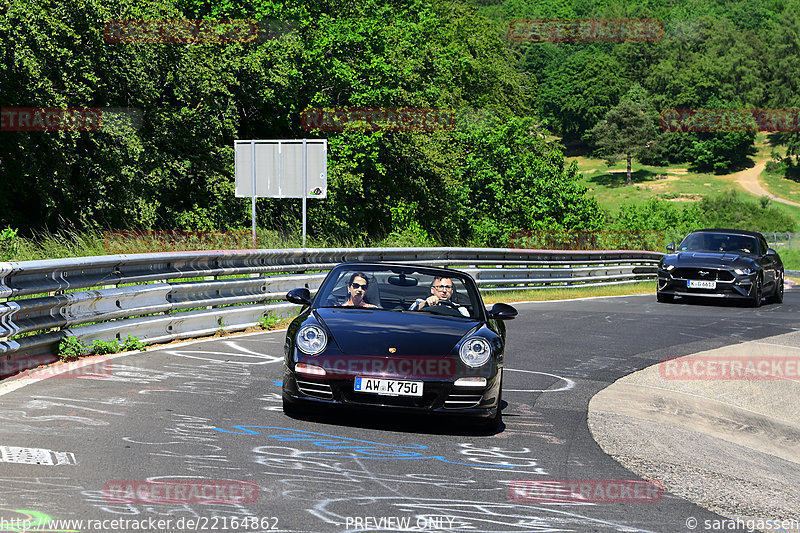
[350,282,368,290]
[433,284,453,290]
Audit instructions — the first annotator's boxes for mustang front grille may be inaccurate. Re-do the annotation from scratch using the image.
[672,268,734,281]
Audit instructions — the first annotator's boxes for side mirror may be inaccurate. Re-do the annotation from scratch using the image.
[487,302,518,320]
[286,288,312,306]
[767,248,778,256]
[666,243,676,252]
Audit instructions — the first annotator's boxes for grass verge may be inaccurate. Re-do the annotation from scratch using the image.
[482,281,654,304]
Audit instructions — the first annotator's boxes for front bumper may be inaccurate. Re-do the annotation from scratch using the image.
[657,269,756,299]
[282,365,501,419]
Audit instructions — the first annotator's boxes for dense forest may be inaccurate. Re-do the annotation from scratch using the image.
[485,0,800,172]
[1,0,799,248]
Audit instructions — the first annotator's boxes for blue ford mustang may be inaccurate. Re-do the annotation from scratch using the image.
[281,262,517,427]
[657,229,784,306]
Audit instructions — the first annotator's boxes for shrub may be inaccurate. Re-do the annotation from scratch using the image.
[0,227,19,261]
[698,190,795,232]
[92,339,120,355]
[58,336,87,360]
[122,335,146,351]
[258,313,283,330]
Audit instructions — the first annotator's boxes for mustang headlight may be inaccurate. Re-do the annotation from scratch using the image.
[296,325,327,355]
[734,267,755,276]
[459,337,492,367]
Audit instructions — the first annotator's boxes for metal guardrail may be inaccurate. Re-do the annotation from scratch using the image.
[0,247,662,378]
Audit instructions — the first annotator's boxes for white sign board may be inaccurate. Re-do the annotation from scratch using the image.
[234,139,327,198]
[233,139,328,247]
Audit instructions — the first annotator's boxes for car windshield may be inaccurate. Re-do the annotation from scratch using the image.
[315,266,483,319]
[679,233,758,254]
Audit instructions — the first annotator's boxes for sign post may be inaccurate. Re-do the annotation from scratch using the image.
[234,139,327,248]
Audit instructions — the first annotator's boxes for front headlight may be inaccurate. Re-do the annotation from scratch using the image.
[734,268,755,276]
[664,264,675,271]
[459,337,492,367]
[296,325,327,355]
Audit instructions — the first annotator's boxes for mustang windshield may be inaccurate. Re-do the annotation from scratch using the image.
[679,233,758,254]
[316,266,482,319]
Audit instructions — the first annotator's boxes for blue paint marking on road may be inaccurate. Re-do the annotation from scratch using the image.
[272,380,282,386]
[211,425,515,468]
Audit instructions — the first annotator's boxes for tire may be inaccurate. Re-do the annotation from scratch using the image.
[750,276,763,307]
[479,383,503,431]
[657,292,674,303]
[282,396,306,417]
[769,275,784,304]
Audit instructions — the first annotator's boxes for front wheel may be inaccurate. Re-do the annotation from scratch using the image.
[282,396,307,417]
[478,383,502,431]
[750,276,763,307]
[768,274,784,304]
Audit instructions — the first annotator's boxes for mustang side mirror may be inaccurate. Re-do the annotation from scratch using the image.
[666,243,675,252]
[487,302,518,320]
[767,248,778,257]
[286,288,312,306]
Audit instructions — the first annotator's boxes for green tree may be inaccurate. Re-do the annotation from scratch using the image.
[454,116,604,245]
[766,10,800,165]
[537,47,628,142]
[689,131,757,173]
[614,198,700,245]
[586,84,659,185]
[0,0,611,246]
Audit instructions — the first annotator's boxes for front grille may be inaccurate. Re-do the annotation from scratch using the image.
[444,392,484,409]
[296,379,333,399]
[345,389,436,408]
[673,268,734,281]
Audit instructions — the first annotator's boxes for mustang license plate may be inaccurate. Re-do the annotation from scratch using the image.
[354,377,423,397]
[688,280,716,289]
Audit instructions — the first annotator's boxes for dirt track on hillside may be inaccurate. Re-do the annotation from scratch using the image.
[734,159,800,207]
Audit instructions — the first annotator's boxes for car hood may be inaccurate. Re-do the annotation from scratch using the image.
[315,308,479,356]
[663,252,757,269]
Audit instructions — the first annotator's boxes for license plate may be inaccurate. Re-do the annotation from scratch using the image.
[354,377,423,397]
[688,279,716,289]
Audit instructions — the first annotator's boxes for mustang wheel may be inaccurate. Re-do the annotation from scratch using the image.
[769,275,784,304]
[750,276,763,307]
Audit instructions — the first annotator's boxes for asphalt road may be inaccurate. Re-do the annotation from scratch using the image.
[1,291,798,533]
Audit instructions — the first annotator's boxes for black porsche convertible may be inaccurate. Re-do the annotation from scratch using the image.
[281,262,517,427]
[657,229,784,306]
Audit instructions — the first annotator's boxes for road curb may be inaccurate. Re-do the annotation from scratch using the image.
[588,332,800,529]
